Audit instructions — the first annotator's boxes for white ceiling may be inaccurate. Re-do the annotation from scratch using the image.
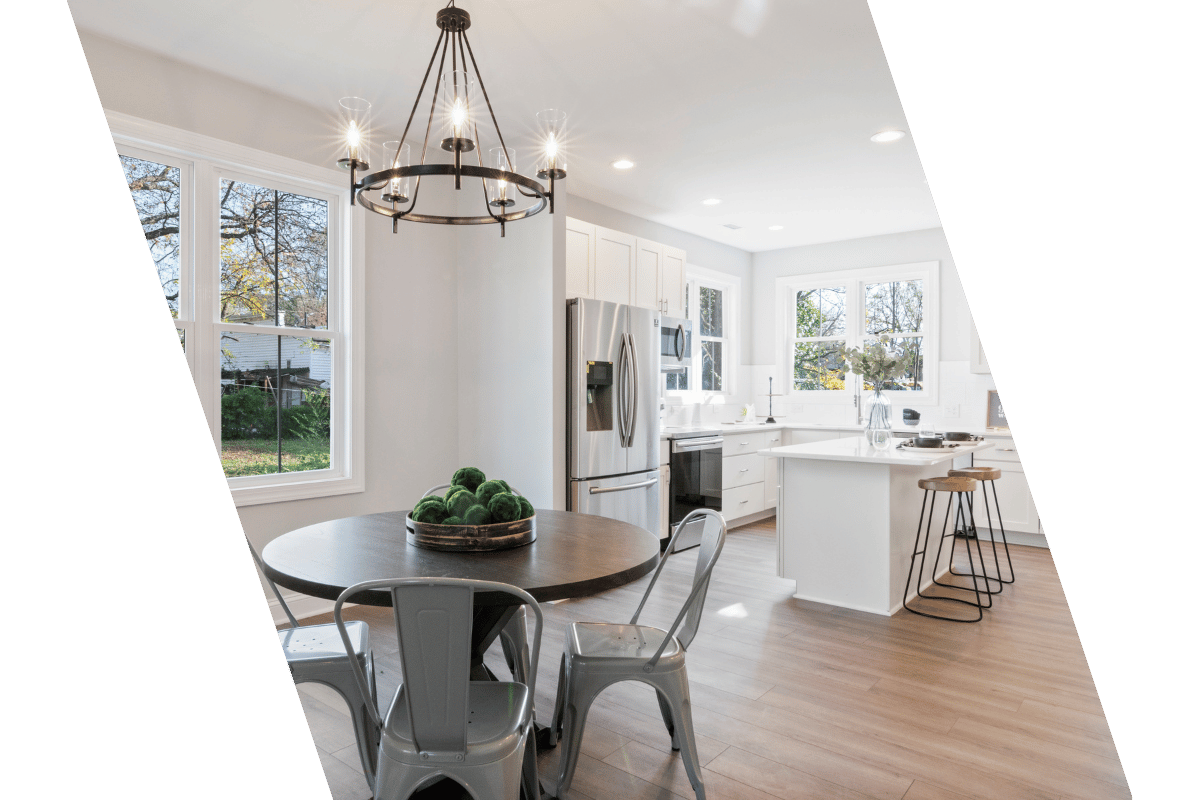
[68,0,940,253]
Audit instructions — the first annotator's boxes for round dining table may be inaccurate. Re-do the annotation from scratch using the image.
[261,508,661,682]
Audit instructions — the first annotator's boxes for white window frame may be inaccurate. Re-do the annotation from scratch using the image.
[667,265,740,398]
[109,110,365,506]
[776,261,939,405]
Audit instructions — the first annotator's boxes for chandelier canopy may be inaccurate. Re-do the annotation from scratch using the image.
[337,1,566,237]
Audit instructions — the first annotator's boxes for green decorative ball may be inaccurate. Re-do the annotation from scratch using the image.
[488,493,522,523]
[475,479,509,506]
[444,485,471,503]
[451,467,487,493]
[415,496,443,511]
[447,490,477,518]
[517,496,534,520]
[412,501,448,524]
[442,515,464,526]
[464,504,492,526]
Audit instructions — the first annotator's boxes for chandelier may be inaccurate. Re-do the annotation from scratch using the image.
[337,1,566,237]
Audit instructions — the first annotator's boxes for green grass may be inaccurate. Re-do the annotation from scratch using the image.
[221,437,331,477]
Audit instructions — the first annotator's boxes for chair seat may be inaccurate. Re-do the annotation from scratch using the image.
[278,620,369,668]
[381,681,531,766]
[566,622,683,669]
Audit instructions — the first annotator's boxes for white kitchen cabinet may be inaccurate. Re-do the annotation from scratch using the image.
[564,218,686,314]
[763,429,784,509]
[565,217,595,299]
[594,226,636,305]
[633,238,662,311]
[969,439,1040,536]
[661,246,685,316]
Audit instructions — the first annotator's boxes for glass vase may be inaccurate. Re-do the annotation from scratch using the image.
[864,388,892,450]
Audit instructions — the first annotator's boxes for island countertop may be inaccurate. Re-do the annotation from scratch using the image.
[760,436,995,466]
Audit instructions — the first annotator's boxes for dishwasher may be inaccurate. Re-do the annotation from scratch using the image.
[668,430,723,551]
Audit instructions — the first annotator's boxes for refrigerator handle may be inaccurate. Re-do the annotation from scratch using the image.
[617,333,630,446]
[627,329,639,445]
[589,475,658,494]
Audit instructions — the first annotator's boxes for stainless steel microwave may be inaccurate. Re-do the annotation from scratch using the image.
[658,314,691,373]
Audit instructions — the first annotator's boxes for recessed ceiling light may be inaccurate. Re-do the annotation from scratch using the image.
[768,225,784,231]
[870,130,906,143]
[702,198,721,206]
[611,159,634,170]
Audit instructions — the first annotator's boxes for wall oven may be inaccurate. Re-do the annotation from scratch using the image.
[658,314,691,373]
[669,432,722,550]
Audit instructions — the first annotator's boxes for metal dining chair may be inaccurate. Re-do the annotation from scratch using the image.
[547,509,727,800]
[335,578,543,800]
[246,537,380,787]
[421,483,534,683]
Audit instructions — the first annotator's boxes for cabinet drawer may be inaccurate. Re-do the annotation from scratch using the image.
[980,440,1020,463]
[723,482,764,520]
[723,431,767,456]
[723,452,765,489]
[763,429,785,449]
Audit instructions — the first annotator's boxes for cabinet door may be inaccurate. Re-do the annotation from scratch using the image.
[594,226,635,305]
[764,454,779,510]
[971,458,1040,535]
[661,246,686,316]
[633,238,663,311]
[565,217,595,300]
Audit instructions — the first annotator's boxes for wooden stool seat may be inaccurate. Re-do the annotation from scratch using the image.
[948,466,1001,482]
[917,476,977,492]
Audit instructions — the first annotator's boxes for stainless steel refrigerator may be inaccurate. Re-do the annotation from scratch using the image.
[567,298,661,534]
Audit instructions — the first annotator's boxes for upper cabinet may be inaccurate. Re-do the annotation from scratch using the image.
[660,246,685,316]
[565,217,685,314]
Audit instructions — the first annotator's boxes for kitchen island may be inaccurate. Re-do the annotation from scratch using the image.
[760,436,995,616]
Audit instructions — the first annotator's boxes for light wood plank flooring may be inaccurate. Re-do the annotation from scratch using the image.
[289,518,1128,800]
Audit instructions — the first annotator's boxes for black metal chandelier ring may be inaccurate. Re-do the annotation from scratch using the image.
[355,163,548,224]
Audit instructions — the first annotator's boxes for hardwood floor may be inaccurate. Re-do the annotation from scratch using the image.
[288,518,1128,800]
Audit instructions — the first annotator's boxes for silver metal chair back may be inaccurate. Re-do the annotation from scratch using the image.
[245,535,299,628]
[333,577,542,754]
[629,509,727,668]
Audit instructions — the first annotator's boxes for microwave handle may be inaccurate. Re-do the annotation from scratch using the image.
[674,324,685,359]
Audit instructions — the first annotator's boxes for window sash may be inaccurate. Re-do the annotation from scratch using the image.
[110,111,362,506]
[780,264,938,402]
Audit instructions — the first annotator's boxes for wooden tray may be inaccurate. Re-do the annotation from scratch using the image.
[405,513,536,552]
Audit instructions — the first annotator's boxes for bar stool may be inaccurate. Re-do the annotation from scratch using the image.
[903,475,994,622]
[947,466,1015,589]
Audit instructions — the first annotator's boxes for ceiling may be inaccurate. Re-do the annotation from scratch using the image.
[68,0,939,253]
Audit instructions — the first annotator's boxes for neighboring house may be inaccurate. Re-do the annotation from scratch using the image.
[220,316,331,408]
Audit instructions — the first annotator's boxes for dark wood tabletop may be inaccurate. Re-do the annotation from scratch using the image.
[261,508,661,608]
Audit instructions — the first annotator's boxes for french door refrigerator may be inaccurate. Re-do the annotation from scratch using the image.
[567,298,661,535]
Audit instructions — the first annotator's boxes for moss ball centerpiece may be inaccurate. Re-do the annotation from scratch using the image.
[406,467,536,551]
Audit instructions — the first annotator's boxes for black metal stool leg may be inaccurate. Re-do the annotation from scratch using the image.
[932,491,993,608]
[906,489,984,622]
[948,489,1004,594]
[985,479,1015,584]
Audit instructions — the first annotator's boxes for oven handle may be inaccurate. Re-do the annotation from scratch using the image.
[589,476,659,494]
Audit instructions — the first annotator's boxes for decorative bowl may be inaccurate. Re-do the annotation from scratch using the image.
[405,513,536,552]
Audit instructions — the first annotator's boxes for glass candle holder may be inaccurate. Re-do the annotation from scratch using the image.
[439,71,477,152]
[338,97,371,167]
[381,141,410,203]
[535,109,568,179]
[489,146,516,207]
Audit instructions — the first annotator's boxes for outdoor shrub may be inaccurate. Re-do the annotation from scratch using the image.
[221,386,274,439]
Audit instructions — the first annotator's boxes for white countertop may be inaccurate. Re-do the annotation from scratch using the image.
[759,436,995,466]
[660,421,1014,441]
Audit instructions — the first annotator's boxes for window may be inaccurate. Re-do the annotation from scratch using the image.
[112,112,363,505]
[666,267,740,395]
[779,262,938,403]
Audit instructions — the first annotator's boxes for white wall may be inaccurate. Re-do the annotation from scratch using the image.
[78,32,463,576]
[748,227,997,429]
[454,191,561,509]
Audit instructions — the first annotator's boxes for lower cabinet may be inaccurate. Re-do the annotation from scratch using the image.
[969,439,1041,536]
[658,463,670,543]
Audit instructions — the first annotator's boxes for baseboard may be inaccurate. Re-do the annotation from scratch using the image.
[728,509,775,529]
[973,529,1048,549]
